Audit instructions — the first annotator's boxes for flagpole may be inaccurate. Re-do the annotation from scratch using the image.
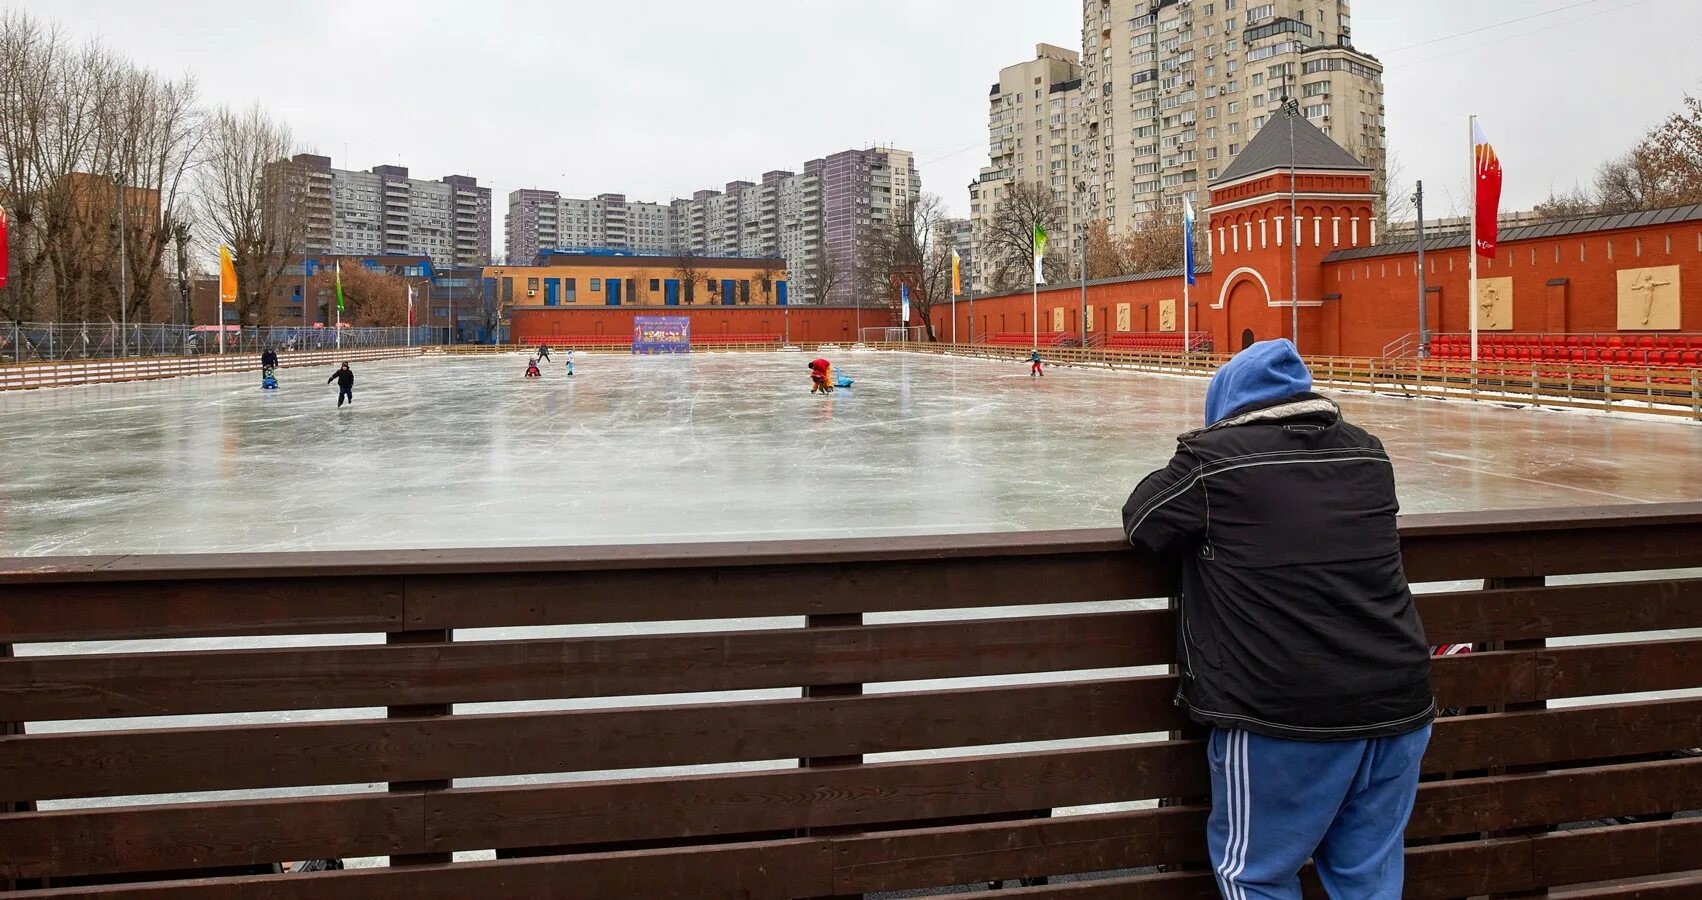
[1469,114,1479,366]
[1183,196,1193,366]
[1031,226,1039,352]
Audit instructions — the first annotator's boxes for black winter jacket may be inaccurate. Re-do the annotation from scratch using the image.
[1121,393,1434,741]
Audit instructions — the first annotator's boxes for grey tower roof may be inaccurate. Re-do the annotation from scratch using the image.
[1213,112,1371,185]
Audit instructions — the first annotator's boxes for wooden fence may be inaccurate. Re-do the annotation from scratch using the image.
[2,504,1701,897]
[0,347,426,392]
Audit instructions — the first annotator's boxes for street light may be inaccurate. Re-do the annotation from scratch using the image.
[1283,93,1301,352]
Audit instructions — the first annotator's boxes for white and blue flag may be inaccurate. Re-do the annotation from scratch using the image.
[1183,195,1197,287]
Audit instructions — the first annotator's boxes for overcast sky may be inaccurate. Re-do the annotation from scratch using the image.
[25,0,1702,248]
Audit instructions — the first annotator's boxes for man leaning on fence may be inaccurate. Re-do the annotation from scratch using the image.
[1121,339,1435,900]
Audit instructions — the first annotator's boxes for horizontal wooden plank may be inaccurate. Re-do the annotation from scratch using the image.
[0,611,1170,721]
[1553,874,1702,898]
[0,555,1169,643]
[3,504,1700,643]
[0,576,406,643]
[0,745,1201,880]
[1408,757,1702,839]
[3,839,831,899]
[0,793,417,881]
[401,551,1169,633]
[1423,696,1702,773]
[8,646,1699,803]
[10,701,1701,881]
[422,743,1202,858]
[0,677,1183,803]
[1398,514,1702,583]
[6,784,1701,897]
[1429,637,1702,708]
[1418,578,1702,643]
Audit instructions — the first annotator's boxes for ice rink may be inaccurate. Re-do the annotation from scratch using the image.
[2,349,1700,556]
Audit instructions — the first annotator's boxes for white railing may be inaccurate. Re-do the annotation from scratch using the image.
[0,347,425,392]
[0,322,447,364]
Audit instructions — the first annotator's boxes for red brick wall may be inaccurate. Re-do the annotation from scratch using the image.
[1323,223,1702,357]
[516,217,1702,358]
[510,307,865,345]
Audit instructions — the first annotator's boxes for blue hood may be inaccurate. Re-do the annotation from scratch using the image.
[1203,339,1314,426]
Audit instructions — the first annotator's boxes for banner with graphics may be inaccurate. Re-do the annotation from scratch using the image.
[632,316,691,354]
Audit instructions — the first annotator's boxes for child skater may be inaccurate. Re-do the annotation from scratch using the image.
[1029,349,1044,378]
[565,349,575,378]
[808,357,832,394]
[525,357,542,378]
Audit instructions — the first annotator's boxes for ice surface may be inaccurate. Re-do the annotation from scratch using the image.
[2,349,1700,557]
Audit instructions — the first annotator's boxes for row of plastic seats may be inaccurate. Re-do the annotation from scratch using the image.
[1434,334,1702,351]
[693,334,782,345]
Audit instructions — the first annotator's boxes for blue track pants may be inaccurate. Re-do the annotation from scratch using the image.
[1208,724,1430,899]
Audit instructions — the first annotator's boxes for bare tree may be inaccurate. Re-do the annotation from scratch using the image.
[1532,93,1702,222]
[1643,94,1702,199]
[1375,149,1415,237]
[197,103,298,327]
[108,67,202,326]
[1083,219,1130,281]
[753,256,784,304]
[308,264,407,326]
[861,193,951,340]
[982,181,1062,293]
[671,252,703,305]
[1118,203,1207,275]
[809,251,841,305]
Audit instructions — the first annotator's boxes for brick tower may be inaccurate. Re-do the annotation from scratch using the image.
[1204,113,1378,355]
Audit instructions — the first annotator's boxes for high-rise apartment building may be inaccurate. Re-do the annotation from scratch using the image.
[277,154,492,269]
[969,44,1085,292]
[505,147,919,305]
[1077,0,1384,232]
[504,191,676,262]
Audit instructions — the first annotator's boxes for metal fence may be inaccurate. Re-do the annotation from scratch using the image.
[0,322,450,363]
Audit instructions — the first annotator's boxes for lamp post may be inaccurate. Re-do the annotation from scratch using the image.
[115,173,129,357]
[1284,94,1301,352]
[1076,180,1088,350]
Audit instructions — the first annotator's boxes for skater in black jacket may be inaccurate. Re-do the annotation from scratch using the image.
[327,362,354,407]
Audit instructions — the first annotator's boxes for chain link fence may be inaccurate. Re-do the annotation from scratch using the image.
[0,323,450,363]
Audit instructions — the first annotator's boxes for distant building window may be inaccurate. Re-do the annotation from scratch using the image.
[591,278,602,291]
[527,278,539,292]
[650,278,661,291]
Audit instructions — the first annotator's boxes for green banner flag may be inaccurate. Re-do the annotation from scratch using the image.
[334,261,345,312]
[1033,224,1049,284]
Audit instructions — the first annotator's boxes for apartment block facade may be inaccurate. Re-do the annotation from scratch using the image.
[969,44,1085,292]
[277,154,492,270]
[1077,0,1384,233]
[505,147,919,306]
[503,191,676,263]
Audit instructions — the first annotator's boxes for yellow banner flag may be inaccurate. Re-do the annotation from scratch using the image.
[951,249,961,297]
[218,245,238,305]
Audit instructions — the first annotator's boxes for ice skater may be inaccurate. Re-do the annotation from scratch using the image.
[1029,349,1044,377]
[564,349,574,377]
[525,357,542,378]
[326,362,354,407]
[537,344,552,362]
[809,357,833,394]
[261,347,278,369]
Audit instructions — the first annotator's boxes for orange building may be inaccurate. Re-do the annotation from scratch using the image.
[488,252,789,315]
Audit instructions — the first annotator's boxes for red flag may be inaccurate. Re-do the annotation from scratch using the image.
[1472,121,1502,259]
[0,204,10,290]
